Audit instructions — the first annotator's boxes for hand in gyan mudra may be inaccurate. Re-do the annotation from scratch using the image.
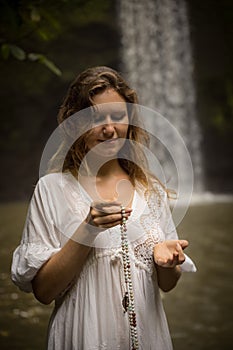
[153,240,188,268]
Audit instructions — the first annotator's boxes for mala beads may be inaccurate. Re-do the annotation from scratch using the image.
[120,205,139,350]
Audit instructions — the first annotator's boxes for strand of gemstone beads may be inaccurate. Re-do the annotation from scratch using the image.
[120,206,139,350]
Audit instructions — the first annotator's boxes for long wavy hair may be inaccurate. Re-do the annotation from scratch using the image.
[49,66,167,192]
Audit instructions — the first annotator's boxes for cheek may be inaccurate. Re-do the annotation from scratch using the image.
[122,116,129,136]
[119,124,129,137]
[84,129,99,148]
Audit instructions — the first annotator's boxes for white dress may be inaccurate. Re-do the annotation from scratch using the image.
[11,172,196,350]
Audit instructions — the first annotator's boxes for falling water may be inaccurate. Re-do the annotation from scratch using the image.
[118,0,203,193]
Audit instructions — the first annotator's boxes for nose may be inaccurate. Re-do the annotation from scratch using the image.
[102,115,115,136]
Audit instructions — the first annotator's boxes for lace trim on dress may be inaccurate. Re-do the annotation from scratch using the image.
[131,187,166,273]
[133,235,160,273]
[144,187,166,222]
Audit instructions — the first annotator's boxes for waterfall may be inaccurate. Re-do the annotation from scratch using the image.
[118,0,203,193]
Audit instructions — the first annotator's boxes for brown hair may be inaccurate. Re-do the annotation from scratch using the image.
[49,66,167,192]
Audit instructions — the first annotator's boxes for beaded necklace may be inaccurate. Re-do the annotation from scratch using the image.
[120,206,139,350]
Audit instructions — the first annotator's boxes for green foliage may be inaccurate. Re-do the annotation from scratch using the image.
[28,52,61,75]
[0,43,61,76]
[1,43,26,60]
[0,0,63,74]
[0,0,118,154]
[0,0,111,75]
[0,0,120,199]
[0,0,112,75]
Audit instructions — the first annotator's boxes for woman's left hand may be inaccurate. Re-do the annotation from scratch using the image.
[153,240,188,268]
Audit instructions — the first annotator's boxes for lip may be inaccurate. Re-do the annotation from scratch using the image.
[99,138,119,143]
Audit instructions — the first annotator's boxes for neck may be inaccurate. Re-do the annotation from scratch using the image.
[97,159,125,178]
[78,158,133,204]
[78,157,126,179]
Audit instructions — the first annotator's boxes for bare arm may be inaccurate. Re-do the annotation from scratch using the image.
[153,240,188,292]
[32,222,93,304]
[32,202,131,305]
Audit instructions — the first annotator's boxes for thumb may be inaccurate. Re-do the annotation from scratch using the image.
[178,239,189,250]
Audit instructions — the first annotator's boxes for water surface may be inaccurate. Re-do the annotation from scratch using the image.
[164,201,233,350]
[0,201,232,349]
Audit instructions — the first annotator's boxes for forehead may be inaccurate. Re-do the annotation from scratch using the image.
[91,88,127,116]
[92,102,127,116]
[92,88,126,104]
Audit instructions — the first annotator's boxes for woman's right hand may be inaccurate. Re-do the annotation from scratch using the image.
[85,202,132,229]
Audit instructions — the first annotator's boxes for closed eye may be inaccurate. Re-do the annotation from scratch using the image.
[94,114,105,124]
[94,112,127,124]
[111,113,127,121]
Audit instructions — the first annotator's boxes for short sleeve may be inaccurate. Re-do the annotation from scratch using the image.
[159,192,197,273]
[11,177,61,293]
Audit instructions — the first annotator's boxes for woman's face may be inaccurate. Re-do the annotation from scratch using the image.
[84,88,129,157]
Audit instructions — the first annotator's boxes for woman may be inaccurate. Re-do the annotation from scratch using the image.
[12,66,196,350]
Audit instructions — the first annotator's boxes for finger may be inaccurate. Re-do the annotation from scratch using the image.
[174,244,185,264]
[92,205,120,215]
[175,242,183,253]
[92,203,132,215]
[97,210,131,221]
[99,219,123,229]
[171,254,179,267]
[92,212,131,226]
[92,201,132,210]
[94,213,123,224]
[92,202,120,211]
[178,240,189,250]
[90,206,120,217]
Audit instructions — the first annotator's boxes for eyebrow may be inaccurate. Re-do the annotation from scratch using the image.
[95,109,128,115]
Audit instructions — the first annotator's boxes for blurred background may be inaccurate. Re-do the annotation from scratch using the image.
[0,0,232,349]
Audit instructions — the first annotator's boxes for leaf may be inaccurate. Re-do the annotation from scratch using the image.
[30,7,41,22]
[1,44,10,59]
[39,56,62,76]
[28,53,40,61]
[37,28,50,41]
[28,53,62,76]
[9,45,26,60]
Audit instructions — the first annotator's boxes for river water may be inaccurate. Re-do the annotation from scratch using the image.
[0,200,232,349]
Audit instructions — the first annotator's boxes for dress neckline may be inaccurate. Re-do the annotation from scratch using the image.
[66,171,137,210]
